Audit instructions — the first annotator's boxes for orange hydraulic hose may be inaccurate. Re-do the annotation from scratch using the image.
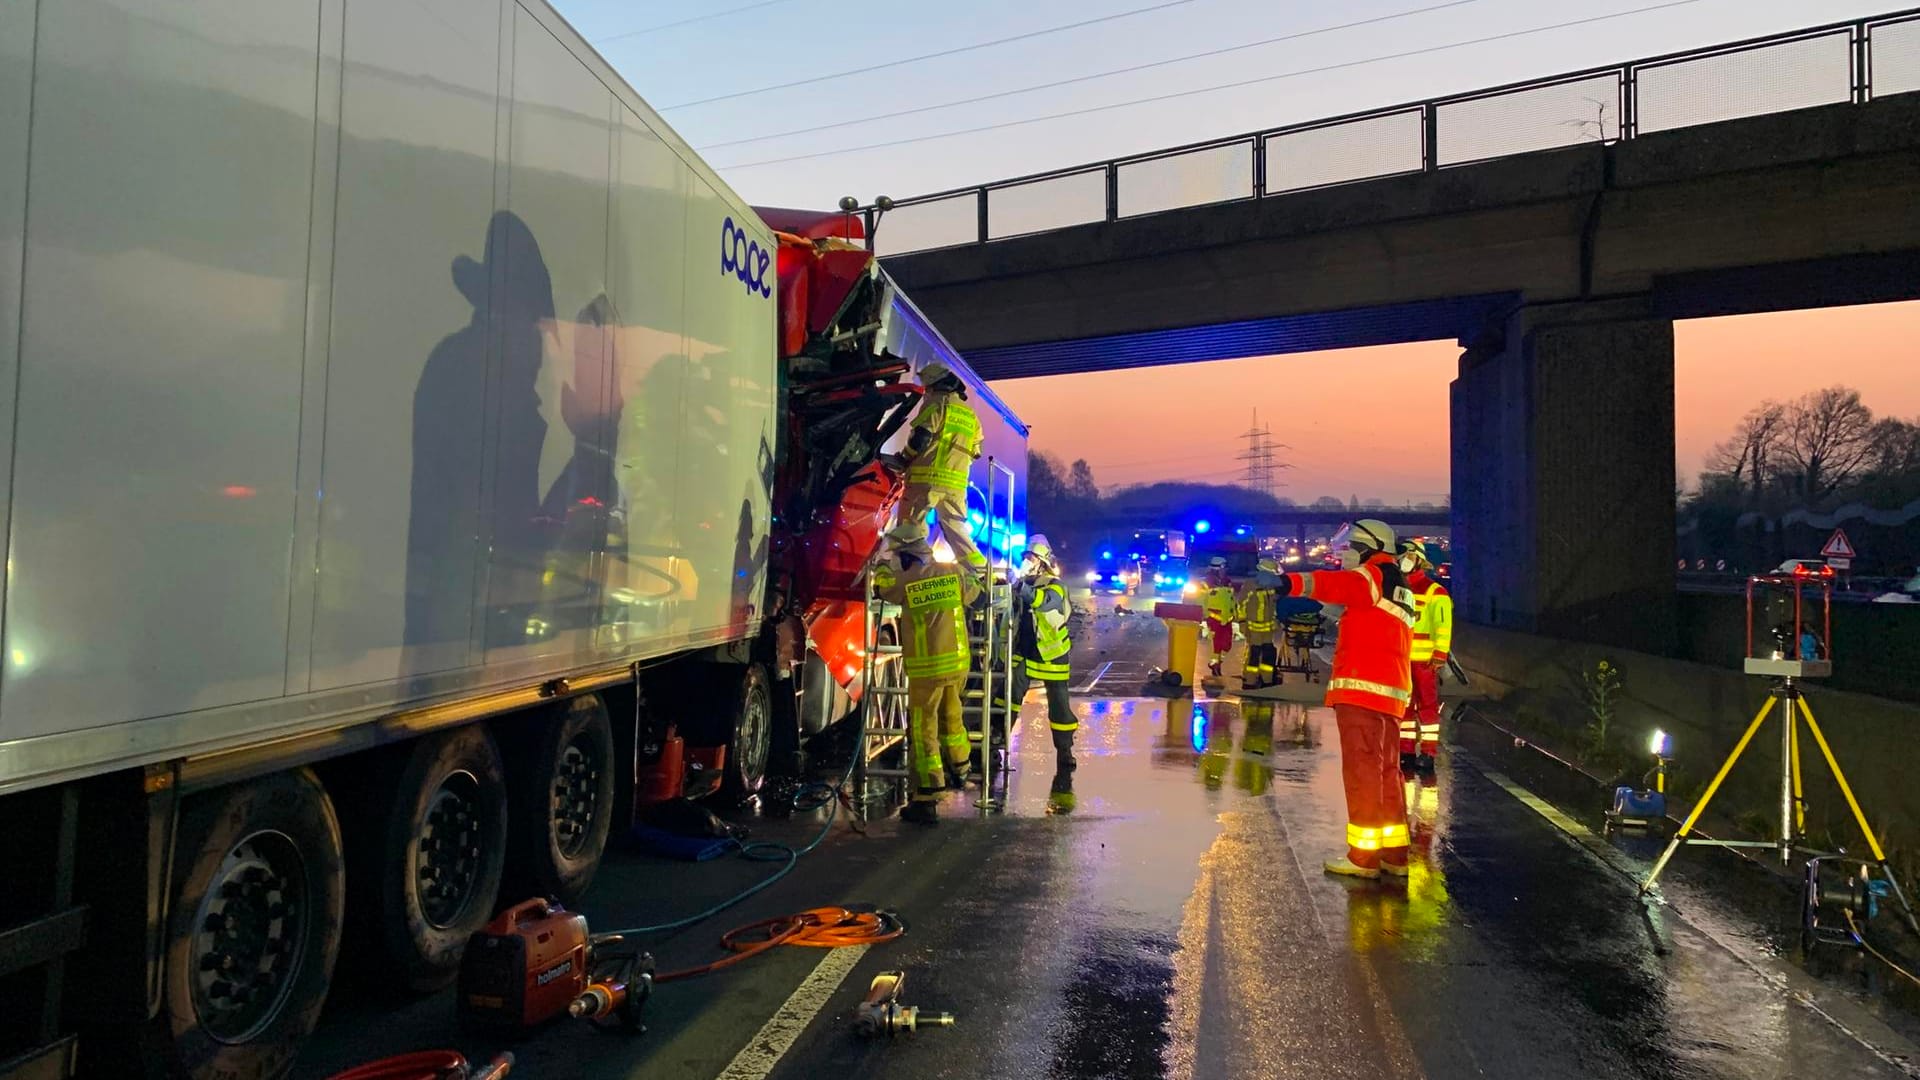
[654,906,903,984]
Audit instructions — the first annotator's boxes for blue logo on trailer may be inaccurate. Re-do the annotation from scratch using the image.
[721,216,772,299]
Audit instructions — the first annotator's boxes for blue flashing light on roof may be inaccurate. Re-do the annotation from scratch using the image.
[1194,519,1211,534]
[1235,526,1248,537]
[1102,550,1113,559]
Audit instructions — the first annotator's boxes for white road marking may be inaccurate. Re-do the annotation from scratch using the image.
[1072,661,1114,693]
[714,944,871,1080]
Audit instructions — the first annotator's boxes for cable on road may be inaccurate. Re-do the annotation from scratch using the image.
[325,1050,512,1080]
[655,906,905,984]
[595,745,865,938]
[1846,910,1920,991]
[717,0,1707,169]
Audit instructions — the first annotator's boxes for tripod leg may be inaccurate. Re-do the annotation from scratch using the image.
[1796,696,1920,935]
[1789,705,1805,837]
[1797,697,1886,863]
[1641,696,1774,896]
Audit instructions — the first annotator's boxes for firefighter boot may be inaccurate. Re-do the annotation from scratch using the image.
[1323,856,1381,880]
[1052,727,1077,772]
[900,799,940,826]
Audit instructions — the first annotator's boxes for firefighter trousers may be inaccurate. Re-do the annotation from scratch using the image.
[889,484,986,575]
[1205,618,1232,674]
[1012,668,1077,768]
[1399,665,1442,756]
[1241,631,1275,688]
[909,675,970,799]
[1334,703,1411,869]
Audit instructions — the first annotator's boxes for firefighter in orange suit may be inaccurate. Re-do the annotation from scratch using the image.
[1398,541,1452,772]
[871,541,983,826]
[1272,519,1417,879]
[1201,557,1236,678]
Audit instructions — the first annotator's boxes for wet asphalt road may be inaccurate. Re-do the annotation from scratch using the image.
[299,607,1920,1079]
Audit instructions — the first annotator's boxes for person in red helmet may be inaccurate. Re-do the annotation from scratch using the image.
[1272,519,1417,879]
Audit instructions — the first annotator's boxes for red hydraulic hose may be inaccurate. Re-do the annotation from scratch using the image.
[326,1050,512,1080]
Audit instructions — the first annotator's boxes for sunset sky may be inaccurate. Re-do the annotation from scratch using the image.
[556,0,1920,500]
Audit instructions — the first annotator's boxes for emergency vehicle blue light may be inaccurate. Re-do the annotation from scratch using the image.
[1235,527,1248,536]
[1194,519,1211,534]
[1102,550,1112,559]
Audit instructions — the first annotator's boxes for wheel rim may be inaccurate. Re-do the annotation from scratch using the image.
[415,772,485,929]
[189,830,308,1044]
[739,678,771,788]
[550,736,602,859]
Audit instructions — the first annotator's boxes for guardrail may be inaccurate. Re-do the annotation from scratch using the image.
[868,7,1920,257]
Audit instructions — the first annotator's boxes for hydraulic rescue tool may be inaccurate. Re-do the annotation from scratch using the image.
[853,971,954,1037]
[456,899,653,1032]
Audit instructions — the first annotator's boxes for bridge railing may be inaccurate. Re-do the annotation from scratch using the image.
[871,8,1920,257]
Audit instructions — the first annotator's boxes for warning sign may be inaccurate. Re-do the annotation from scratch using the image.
[1821,529,1856,559]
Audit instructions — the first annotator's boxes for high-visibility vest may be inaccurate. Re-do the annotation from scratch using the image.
[1203,584,1236,624]
[1284,553,1415,717]
[1236,588,1276,634]
[1409,577,1452,663]
[1024,579,1072,681]
[905,392,981,492]
[872,561,976,680]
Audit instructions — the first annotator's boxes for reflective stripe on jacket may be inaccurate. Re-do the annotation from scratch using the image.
[1203,584,1237,625]
[1285,553,1415,716]
[1408,576,1453,663]
[905,392,981,492]
[1236,587,1276,633]
[872,560,981,680]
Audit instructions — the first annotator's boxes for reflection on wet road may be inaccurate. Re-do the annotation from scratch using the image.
[774,611,1912,1080]
[301,610,1917,1078]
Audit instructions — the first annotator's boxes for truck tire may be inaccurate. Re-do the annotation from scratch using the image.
[719,662,773,803]
[373,725,509,992]
[155,768,344,1080]
[505,695,615,905]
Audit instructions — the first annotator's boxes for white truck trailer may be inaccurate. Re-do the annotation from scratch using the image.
[0,2,1025,1076]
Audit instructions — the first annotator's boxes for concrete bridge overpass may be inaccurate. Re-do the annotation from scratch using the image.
[874,10,1920,655]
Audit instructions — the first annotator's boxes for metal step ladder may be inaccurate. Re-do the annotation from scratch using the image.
[854,571,910,814]
[855,456,1020,816]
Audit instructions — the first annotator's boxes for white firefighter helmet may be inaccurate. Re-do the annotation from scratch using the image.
[1333,519,1396,555]
[919,361,956,388]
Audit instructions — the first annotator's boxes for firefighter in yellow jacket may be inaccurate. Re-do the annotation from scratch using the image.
[871,541,983,825]
[1398,540,1452,772]
[887,362,986,580]
[1236,557,1280,689]
[1013,535,1078,771]
[1201,557,1237,679]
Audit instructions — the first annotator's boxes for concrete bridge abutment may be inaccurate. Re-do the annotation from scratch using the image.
[1451,299,1676,655]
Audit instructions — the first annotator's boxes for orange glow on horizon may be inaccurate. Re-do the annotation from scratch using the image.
[988,300,1920,502]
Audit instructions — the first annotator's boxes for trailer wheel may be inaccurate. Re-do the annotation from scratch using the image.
[719,662,774,802]
[375,726,508,992]
[155,768,343,1080]
[506,695,615,905]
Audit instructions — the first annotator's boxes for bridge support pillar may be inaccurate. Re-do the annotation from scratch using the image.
[1450,300,1676,653]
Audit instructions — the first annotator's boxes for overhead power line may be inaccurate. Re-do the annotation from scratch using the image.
[698,0,1483,150]
[659,0,1196,110]
[596,0,803,44]
[715,0,1707,170]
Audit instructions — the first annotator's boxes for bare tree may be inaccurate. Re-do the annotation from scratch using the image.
[1775,386,1876,502]
[1703,401,1784,506]
[1067,458,1099,503]
[1869,417,1920,476]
